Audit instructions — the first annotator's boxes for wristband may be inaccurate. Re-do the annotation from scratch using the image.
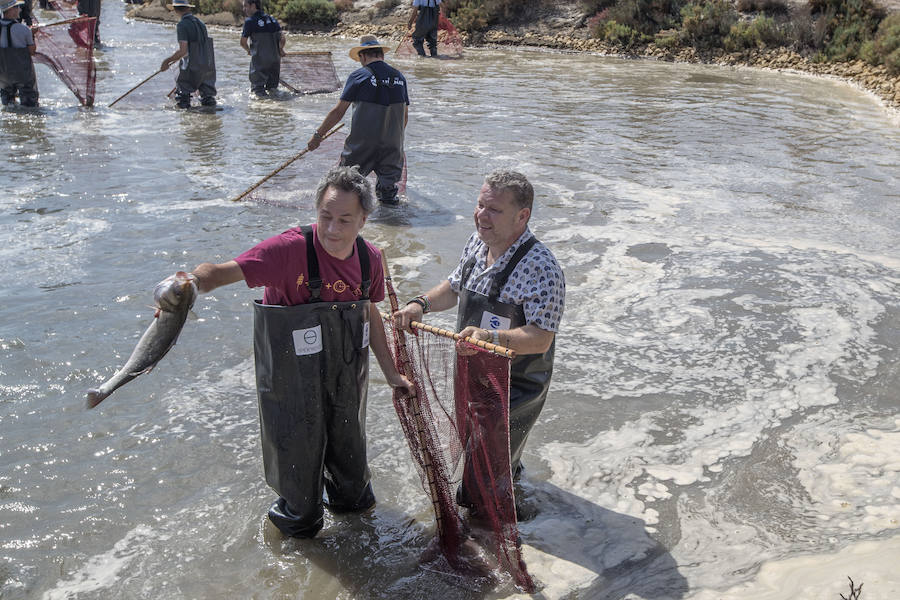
[407,294,430,313]
[312,130,323,140]
[491,330,499,345]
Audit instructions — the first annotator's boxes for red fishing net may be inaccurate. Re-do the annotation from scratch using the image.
[279,51,341,94]
[32,16,96,106]
[383,317,534,592]
[396,14,464,59]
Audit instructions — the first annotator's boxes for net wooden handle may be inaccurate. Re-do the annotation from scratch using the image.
[380,311,516,359]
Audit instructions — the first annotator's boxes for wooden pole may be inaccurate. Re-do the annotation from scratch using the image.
[379,312,516,359]
[381,253,446,539]
[109,68,163,107]
[229,123,344,203]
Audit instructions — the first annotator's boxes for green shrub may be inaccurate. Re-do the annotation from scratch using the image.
[680,0,738,49]
[281,0,337,26]
[334,0,354,11]
[599,19,647,47]
[194,0,225,15]
[735,0,788,15]
[868,12,900,73]
[582,0,617,14]
[606,0,684,35]
[450,1,490,31]
[444,0,542,32]
[724,15,789,51]
[810,0,886,61]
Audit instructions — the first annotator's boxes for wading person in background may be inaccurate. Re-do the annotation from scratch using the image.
[239,0,285,98]
[160,0,216,109]
[16,0,32,26]
[393,169,565,517]
[307,35,408,206]
[0,0,38,108]
[407,0,440,57]
[76,0,100,47]
[166,166,410,538]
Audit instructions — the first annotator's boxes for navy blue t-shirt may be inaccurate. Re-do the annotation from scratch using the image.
[340,60,409,107]
[241,11,281,37]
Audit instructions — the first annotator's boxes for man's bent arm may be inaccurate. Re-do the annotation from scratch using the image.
[369,303,412,392]
[307,100,350,150]
[191,261,245,293]
[459,323,555,355]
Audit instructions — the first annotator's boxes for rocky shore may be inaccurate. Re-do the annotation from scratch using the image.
[128,1,900,112]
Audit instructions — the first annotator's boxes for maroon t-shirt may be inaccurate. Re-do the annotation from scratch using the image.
[234,224,385,306]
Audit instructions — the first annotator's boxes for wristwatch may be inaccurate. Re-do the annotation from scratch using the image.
[312,130,323,140]
[406,295,430,313]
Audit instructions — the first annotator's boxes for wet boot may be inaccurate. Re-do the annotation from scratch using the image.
[200,96,216,107]
[412,38,426,57]
[376,186,399,206]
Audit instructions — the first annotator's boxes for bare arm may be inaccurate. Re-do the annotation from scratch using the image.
[240,36,250,55]
[307,100,350,151]
[369,303,412,393]
[191,261,245,293]
[279,31,286,56]
[392,279,458,331]
[161,41,188,71]
[458,323,555,355]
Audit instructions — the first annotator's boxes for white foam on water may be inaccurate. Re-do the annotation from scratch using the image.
[41,524,161,600]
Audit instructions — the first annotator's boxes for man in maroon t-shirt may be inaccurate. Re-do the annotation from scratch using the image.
[172,166,410,538]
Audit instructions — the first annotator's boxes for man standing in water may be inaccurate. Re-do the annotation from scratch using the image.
[407,0,440,57]
[76,0,101,47]
[393,169,565,517]
[239,0,285,98]
[0,0,38,108]
[167,166,411,537]
[160,0,216,109]
[307,35,408,206]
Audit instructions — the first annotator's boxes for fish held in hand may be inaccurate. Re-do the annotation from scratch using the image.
[86,272,198,409]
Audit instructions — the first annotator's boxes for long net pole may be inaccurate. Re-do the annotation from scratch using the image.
[108,68,163,107]
[379,312,516,359]
[229,123,344,203]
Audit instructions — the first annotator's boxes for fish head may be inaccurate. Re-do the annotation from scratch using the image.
[154,271,198,313]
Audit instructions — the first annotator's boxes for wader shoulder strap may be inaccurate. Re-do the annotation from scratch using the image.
[300,227,371,301]
[2,23,11,48]
[356,236,370,299]
[490,236,538,301]
[301,225,323,302]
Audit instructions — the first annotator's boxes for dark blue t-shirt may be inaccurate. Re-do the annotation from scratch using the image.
[340,60,409,107]
[242,11,281,37]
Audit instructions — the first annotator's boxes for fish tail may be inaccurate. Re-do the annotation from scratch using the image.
[86,389,109,409]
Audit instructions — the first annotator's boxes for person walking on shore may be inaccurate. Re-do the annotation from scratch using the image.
[239,0,285,98]
[0,0,38,108]
[307,35,408,206]
[160,0,216,109]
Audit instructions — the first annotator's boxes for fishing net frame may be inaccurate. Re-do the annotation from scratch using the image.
[279,51,341,95]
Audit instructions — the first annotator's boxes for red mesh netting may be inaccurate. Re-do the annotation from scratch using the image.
[32,16,96,106]
[384,318,534,592]
[279,51,341,94]
[395,14,464,59]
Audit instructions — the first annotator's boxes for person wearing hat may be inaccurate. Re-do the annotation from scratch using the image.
[307,35,409,206]
[76,0,101,47]
[407,0,440,57]
[160,0,217,109]
[0,0,38,108]
[239,0,285,98]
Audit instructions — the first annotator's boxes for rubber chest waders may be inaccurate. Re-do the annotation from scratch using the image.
[175,14,216,101]
[456,236,555,477]
[254,227,374,538]
[340,65,405,200]
[0,23,37,106]
[248,30,281,92]
[412,0,439,57]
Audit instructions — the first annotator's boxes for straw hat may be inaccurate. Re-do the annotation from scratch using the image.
[348,35,392,63]
[166,0,194,9]
[1,0,24,12]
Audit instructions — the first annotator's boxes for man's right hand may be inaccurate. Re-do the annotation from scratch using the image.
[393,302,423,333]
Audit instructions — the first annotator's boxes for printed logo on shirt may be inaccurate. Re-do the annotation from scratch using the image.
[292,325,323,356]
[332,279,348,294]
[296,273,305,290]
[480,312,511,331]
[257,19,264,26]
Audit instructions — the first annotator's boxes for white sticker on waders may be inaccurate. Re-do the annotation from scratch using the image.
[292,325,323,356]
[480,311,511,331]
[362,321,370,348]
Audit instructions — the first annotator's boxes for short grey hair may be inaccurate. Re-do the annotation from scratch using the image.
[484,169,534,211]
[315,165,375,215]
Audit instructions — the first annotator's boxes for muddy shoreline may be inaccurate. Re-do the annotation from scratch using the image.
[128,4,900,112]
